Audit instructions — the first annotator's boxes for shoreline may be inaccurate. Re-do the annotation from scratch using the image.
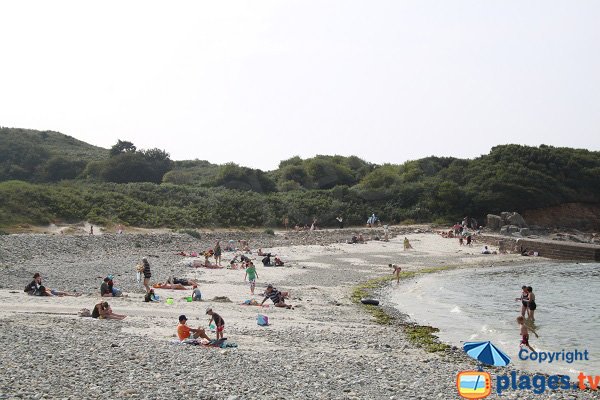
[1,229,597,399]
[376,259,599,381]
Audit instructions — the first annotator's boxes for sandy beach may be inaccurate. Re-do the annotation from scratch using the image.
[0,228,596,399]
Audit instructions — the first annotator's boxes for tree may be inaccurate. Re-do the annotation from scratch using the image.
[213,163,276,193]
[41,157,86,182]
[109,140,137,156]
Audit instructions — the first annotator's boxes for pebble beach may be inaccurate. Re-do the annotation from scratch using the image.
[0,228,597,399]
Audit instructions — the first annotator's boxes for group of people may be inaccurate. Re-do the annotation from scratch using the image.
[100,275,123,297]
[516,285,537,321]
[176,283,292,345]
[366,213,379,227]
[515,285,539,352]
[23,232,299,348]
[24,273,80,297]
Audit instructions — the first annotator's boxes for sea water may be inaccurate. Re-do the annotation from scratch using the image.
[387,262,600,377]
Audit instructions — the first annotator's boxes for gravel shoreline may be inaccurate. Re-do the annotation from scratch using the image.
[0,229,596,399]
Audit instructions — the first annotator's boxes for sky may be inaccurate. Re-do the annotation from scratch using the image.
[1,1,599,171]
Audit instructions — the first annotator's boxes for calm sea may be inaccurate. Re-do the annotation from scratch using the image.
[387,262,600,377]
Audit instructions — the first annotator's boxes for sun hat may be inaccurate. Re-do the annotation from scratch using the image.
[205,307,212,314]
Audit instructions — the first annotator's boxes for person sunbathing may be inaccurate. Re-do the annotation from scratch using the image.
[153,282,188,290]
[239,240,251,253]
[165,276,198,286]
[24,273,80,297]
[91,301,126,320]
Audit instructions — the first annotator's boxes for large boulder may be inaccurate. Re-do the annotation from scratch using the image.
[500,225,521,235]
[507,212,528,228]
[487,214,502,230]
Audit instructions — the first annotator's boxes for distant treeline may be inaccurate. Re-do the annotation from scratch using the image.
[1,127,599,228]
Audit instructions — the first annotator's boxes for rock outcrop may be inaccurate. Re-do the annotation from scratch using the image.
[487,212,529,236]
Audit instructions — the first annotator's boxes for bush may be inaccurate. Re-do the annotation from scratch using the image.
[180,229,201,239]
[263,228,275,235]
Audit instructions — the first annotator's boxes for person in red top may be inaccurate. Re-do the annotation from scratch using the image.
[177,315,210,341]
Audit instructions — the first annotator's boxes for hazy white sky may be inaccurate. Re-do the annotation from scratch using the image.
[1,1,599,170]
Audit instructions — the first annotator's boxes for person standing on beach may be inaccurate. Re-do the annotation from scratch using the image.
[89,225,94,235]
[336,216,344,229]
[213,241,222,266]
[142,257,151,293]
[517,316,538,353]
[206,308,225,340]
[515,286,529,317]
[245,262,259,295]
[526,286,537,321]
[389,264,401,284]
[403,237,413,250]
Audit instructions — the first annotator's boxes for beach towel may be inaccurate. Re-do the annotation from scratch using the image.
[78,308,91,317]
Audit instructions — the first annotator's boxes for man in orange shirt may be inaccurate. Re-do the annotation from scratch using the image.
[177,315,210,341]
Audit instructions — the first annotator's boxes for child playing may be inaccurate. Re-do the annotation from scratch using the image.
[389,264,402,284]
[245,262,259,295]
[192,285,202,301]
[206,308,225,340]
[517,316,538,353]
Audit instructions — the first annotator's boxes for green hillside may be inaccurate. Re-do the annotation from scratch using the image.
[1,127,600,229]
[0,127,109,182]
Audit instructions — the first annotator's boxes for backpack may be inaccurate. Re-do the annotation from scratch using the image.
[257,314,269,326]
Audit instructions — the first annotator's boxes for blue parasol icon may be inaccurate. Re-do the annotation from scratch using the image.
[463,341,511,367]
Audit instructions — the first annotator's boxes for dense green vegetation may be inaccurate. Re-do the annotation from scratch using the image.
[1,127,599,228]
[0,127,108,182]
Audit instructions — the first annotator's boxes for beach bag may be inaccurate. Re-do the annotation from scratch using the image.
[78,308,91,317]
[257,314,269,326]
